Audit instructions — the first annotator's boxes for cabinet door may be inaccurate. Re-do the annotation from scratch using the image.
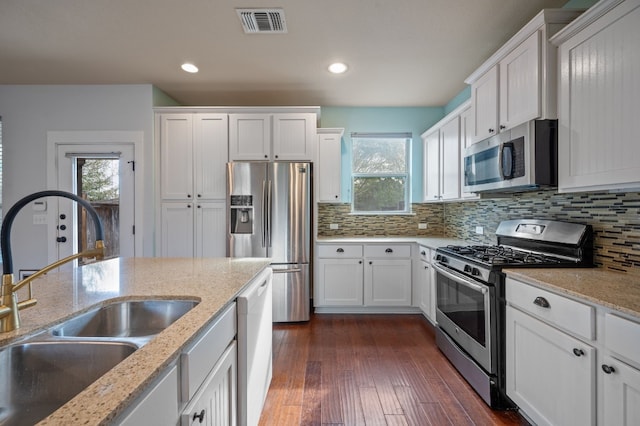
[557,1,640,192]
[602,355,640,426]
[194,114,228,200]
[439,116,460,200]
[160,114,194,200]
[316,259,364,306]
[506,306,596,426]
[229,114,271,160]
[181,342,237,426]
[317,132,342,202]
[459,107,479,200]
[418,260,433,320]
[161,203,194,257]
[365,259,412,306]
[472,65,499,142]
[195,201,227,258]
[423,130,440,202]
[119,365,179,425]
[272,113,316,161]
[499,31,541,131]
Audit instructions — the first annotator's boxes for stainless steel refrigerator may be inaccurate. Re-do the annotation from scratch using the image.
[227,162,311,322]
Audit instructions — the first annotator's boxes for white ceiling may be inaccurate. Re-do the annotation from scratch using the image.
[0,0,572,107]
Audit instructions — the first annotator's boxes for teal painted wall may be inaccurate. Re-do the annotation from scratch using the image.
[444,86,471,115]
[320,107,444,203]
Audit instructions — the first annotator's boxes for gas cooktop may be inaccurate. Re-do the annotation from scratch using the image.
[438,244,570,267]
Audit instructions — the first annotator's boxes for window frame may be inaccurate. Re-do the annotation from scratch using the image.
[350,132,412,215]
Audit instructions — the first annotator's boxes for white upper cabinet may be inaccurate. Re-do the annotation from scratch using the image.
[459,106,479,200]
[229,113,317,161]
[229,114,271,160]
[499,30,541,131]
[466,9,583,143]
[439,116,461,200]
[552,0,640,193]
[317,128,344,202]
[423,130,440,202]
[422,100,470,202]
[159,113,228,201]
[471,65,499,142]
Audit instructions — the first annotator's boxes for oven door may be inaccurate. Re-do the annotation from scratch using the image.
[434,262,494,374]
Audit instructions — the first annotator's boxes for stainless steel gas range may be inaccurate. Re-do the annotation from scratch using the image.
[433,219,593,409]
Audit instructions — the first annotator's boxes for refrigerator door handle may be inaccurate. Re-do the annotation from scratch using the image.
[272,268,302,274]
[266,179,273,248]
[261,180,267,247]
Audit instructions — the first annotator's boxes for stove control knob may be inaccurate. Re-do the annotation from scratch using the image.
[471,268,481,277]
[464,265,472,273]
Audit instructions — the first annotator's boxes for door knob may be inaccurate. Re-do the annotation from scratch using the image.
[56,236,67,243]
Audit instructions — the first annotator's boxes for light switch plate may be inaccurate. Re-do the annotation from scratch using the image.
[329,223,339,230]
[418,223,427,229]
[475,226,484,235]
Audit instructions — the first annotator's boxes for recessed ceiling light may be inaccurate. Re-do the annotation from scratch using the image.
[181,63,199,73]
[328,62,348,74]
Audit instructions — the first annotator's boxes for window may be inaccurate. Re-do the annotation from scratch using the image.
[351,133,411,214]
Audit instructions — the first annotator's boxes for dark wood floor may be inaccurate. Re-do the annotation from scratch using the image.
[259,314,527,426]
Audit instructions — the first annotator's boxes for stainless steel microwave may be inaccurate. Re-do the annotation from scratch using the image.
[463,120,557,193]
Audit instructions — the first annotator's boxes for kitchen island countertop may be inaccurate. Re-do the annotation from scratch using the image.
[505,268,640,319]
[0,257,271,425]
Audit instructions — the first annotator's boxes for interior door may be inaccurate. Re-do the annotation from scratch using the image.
[56,143,135,265]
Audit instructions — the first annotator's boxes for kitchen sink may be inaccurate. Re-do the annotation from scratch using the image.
[51,299,198,340]
[0,340,137,426]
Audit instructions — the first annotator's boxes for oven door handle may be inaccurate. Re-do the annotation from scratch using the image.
[433,262,488,294]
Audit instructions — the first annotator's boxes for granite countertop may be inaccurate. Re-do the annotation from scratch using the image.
[0,257,271,425]
[505,268,640,319]
[316,236,470,250]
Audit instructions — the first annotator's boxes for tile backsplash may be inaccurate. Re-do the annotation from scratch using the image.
[317,191,640,274]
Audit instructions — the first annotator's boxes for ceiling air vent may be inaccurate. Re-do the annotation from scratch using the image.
[236,8,287,34]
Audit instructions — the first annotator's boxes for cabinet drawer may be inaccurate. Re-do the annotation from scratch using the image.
[506,278,594,340]
[181,303,236,401]
[364,244,411,258]
[418,246,431,263]
[317,244,363,258]
[605,313,640,367]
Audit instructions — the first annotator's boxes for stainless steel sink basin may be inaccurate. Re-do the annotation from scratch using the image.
[0,340,137,426]
[51,299,198,339]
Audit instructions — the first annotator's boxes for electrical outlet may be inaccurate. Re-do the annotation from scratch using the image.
[329,223,339,230]
[418,223,428,229]
[475,226,484,235]
[33,214,47,225]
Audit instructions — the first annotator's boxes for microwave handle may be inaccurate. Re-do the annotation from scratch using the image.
[499,143,514,179]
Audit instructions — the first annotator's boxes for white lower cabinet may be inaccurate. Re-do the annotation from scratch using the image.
[315,243,412,309]
[416,246,435,322]
[507,276,640,426]
[601,355,640,426]
[506,305,596,426]
[364,258,412,306]
[118,365,180,425]
[316,258,364,306]
[161,201,226,258]
[181,342,237,426]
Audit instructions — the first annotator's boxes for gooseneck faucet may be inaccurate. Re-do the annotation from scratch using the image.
[0,190,106,332]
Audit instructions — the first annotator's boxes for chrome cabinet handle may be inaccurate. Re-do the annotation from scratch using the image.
[602,364,616,374]
[533,296,550,308]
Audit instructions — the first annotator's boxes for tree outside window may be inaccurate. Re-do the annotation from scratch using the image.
[351,133,411,213]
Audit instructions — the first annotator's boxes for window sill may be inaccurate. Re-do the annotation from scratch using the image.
[349,211,415,216]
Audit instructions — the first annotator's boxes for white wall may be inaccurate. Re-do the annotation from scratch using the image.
[0,85,155,274]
